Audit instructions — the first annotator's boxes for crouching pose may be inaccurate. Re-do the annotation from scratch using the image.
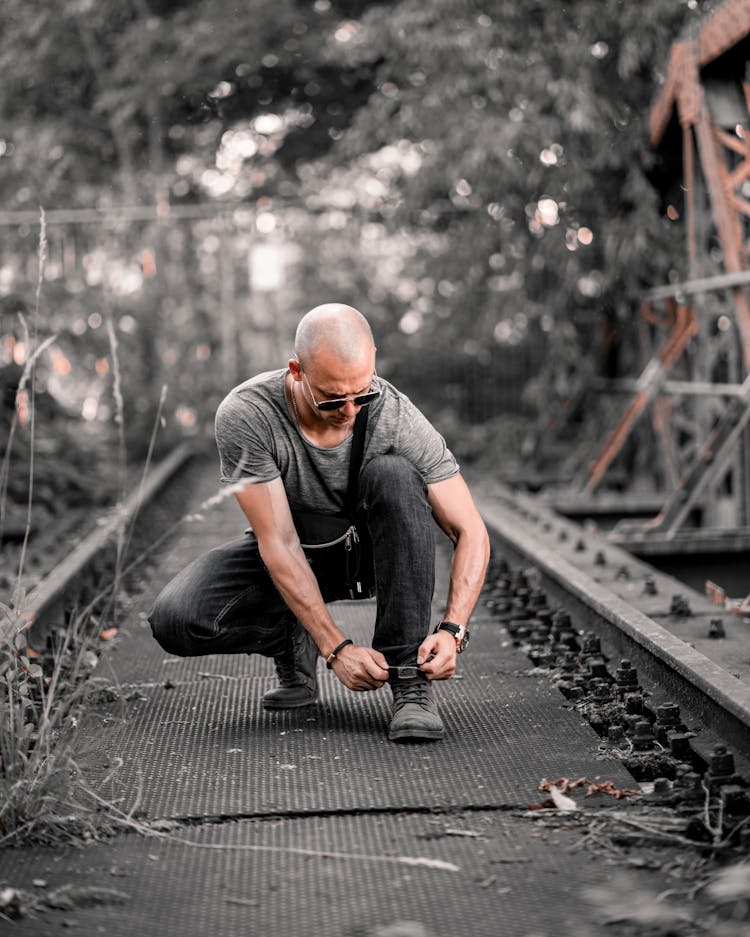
[149,303,489,741]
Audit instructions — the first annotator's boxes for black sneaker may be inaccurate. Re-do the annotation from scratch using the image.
[388,673,444,741]
[262,620,319,709]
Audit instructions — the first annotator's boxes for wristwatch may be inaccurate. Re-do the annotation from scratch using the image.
[434,620,470,653]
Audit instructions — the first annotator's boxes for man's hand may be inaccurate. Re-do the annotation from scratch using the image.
[331,644,389,691]
[417,629,458,680]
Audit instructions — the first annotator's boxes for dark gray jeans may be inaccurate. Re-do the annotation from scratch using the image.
[148,455,436,665]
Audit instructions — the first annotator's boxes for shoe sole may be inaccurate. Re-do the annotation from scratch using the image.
[262,692,319,710]
[388,726,444,742]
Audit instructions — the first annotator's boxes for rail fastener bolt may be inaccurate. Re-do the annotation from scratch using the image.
[606,725,627,748]
[632,720,655,751]
[580,632,602,658]
[668,732,693,763]
[669,594,692,617]
[587,658,610,681]
[677,771,705,805]
[615,659,639,692]
[708,618,726,639]
[624,692,645,715]
[654,703,685,745]
[593,685,614,705]
[706,745,743,791]
[643,575,658,596]
[650,777,675,803]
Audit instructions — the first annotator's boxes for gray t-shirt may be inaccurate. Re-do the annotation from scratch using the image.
[214,369,459,516]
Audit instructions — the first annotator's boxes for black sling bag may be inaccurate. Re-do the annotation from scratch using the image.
[291,406,375,600]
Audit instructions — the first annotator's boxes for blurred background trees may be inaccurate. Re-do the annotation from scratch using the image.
[0,0,713,507]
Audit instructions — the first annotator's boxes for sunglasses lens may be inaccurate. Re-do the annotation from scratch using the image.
[314,388,379,412]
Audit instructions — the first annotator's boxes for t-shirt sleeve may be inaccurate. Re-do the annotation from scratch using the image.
[394,395,459,484]
[214,392,281,484]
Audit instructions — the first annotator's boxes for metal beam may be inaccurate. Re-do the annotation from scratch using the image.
[592,377,746,396]
[0,200,305,227]
[583,305,697,493]
[646,268,750,302]
[645,372,750,536]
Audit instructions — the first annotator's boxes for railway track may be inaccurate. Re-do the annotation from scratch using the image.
[474,483,750,776]
[1,442,196,648]
[5,445,750,787]
[3,452,750,934]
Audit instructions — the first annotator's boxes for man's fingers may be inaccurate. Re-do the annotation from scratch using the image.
[420,646,456,680]
[416,639,438,666]
[365,648,389,673]
[333,645,388,691]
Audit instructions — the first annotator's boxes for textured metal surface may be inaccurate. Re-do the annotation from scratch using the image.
[75,492,635,820]
[0,467,650,937]
[80,639,631,819]
[0,811,613,937]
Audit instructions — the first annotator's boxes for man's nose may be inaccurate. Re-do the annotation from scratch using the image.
[342,398,358,417]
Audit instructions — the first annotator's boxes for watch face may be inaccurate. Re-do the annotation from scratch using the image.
[458,631,470,653]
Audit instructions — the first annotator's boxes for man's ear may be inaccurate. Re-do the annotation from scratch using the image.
[288,357,302,379]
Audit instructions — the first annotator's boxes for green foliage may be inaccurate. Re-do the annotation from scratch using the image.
[0,0,718,461]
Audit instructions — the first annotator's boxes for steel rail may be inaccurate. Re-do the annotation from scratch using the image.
[474,486,750,765]
[3,442,193,648]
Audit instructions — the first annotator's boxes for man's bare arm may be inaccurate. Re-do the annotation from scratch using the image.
[417,473,490,680]
[234,479,388,690]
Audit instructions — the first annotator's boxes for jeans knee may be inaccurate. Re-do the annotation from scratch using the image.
[361,454,425,499]
[147,588,183,655]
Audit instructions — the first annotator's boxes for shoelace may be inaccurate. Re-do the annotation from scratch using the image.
[275,628,315,686]
[393,679,430,709]
[274,649,298,686]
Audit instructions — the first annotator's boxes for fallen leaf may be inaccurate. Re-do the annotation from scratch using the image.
[100,628,118,641]
[585,780,642,800]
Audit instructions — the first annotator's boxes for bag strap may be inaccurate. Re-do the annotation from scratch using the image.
[345,406,369,518]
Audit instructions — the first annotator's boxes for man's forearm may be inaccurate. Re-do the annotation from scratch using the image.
[257,539,345,658]
[442,524,490,625]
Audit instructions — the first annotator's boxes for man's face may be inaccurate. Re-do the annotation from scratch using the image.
[300,348,377,429]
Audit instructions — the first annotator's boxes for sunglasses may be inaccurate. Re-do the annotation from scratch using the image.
[301,371,380,412]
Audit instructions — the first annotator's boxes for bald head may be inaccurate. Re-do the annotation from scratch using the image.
[294,304,375,368]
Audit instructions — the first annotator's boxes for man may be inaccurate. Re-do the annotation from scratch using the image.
[149,303,489,742]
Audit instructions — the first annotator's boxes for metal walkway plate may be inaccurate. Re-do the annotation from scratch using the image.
[79,595,633,819]
[81,667,627,819]
[1,474,646,937]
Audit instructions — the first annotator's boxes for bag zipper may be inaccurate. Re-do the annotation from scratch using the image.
[300,524,357,550]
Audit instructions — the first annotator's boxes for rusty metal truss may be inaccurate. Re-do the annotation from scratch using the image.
[581,1,750,557]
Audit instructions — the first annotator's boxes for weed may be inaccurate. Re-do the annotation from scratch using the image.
[0,606,111,845]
